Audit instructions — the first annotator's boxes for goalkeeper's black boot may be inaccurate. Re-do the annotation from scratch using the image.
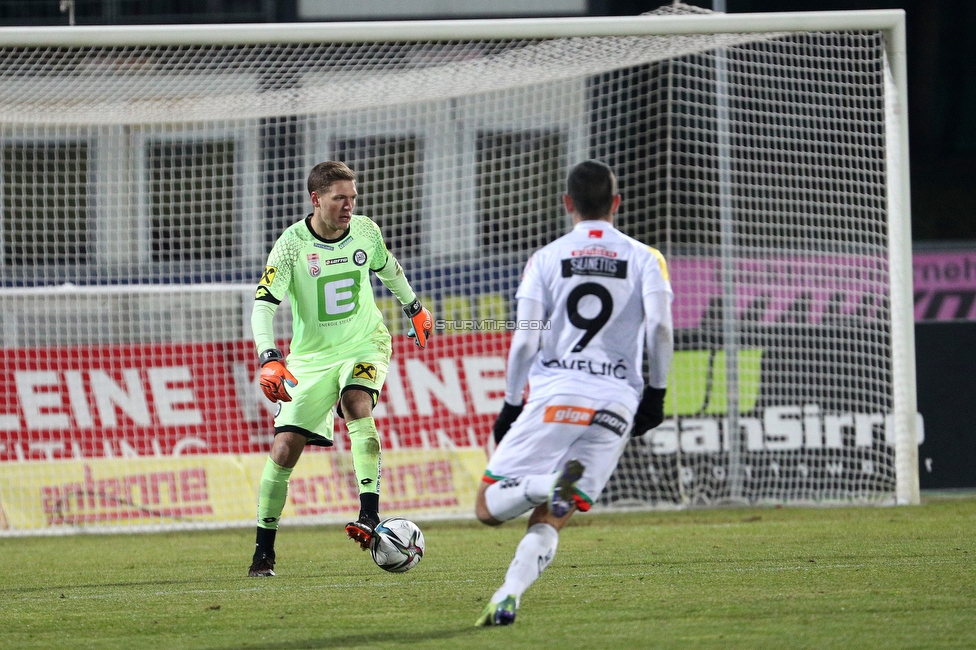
[345,510,380,551]
[248,549,276,577]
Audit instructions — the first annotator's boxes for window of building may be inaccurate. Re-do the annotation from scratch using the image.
[147,139,236,262]
[2,141,90,267]
[477,129,564,254]
[332,135,423,256]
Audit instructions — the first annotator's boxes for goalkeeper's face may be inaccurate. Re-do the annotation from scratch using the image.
[312,180,357,237]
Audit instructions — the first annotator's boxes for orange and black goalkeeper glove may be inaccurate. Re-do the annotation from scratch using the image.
[403,298,433,348]
[259,349,297,403]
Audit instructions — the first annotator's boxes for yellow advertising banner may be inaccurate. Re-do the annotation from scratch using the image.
[0,455,254,530]
[0,449,486,533]
[268,448,488,520]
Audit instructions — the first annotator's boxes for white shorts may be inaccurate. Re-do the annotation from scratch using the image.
[484,394,633,510]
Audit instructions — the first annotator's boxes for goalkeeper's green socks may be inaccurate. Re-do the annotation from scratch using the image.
[347,416,381,498]
[256,457,293,532]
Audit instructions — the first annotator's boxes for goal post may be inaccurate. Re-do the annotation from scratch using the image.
[0,6,918,535]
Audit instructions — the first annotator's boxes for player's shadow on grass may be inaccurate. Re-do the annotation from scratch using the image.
[1,578,204,596]
[207,626,480,649]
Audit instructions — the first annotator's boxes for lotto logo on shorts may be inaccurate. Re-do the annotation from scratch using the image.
[353,363,377,381]
[543,405,595,425]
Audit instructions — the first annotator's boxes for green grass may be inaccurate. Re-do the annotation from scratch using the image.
[2,495,975,650]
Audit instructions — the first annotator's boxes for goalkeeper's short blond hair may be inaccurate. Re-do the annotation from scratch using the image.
[308,160,356,196]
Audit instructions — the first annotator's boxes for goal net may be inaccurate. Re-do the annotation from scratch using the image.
[0,3,917,534]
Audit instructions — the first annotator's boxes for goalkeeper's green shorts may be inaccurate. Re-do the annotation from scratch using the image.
[272,349,389,446]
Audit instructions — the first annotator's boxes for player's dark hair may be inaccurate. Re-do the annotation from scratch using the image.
[566,160,618,219]
[307,161,356,195]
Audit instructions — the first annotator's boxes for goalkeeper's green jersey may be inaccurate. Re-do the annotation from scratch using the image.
[253,214,411,362]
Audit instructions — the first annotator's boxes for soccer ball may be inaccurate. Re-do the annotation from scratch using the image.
[370,517,425,573]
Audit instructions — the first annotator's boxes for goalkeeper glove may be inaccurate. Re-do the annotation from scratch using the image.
[259,349,297,403]
[403,298,433,348]
[630,386,666,437]
[493,401,524,445]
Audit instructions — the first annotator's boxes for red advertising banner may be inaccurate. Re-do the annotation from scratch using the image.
[0,333,509,463]
[4,249,967,464]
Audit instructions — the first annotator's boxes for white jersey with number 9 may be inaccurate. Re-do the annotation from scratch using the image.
[515,219,673,412]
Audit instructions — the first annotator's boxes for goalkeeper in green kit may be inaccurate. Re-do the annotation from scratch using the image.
[247,161,432,577]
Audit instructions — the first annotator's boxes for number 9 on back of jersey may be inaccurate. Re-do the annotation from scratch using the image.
[370,517,425,573]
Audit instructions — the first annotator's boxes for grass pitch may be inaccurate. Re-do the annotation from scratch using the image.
[2,494,974,650]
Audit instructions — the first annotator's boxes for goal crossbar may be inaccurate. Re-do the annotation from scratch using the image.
[0,10,906,47]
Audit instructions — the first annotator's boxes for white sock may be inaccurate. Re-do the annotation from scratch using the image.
[484,473,557,521]
[491,523,559,605]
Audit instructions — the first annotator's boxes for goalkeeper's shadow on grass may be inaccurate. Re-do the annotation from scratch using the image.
[204,626,482,650]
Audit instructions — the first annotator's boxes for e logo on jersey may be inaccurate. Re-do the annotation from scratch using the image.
[353,363,377,381]
[317,271,361,321]
[259,266,277,286]
[353,249,368,266]
[307,253,321,277]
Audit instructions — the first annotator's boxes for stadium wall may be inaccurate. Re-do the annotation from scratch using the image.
[913,248,976,489]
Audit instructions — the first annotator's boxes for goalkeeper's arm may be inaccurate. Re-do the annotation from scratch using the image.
[373,252,432,348]
[631,291,674,437]
[252,298,297,403]
[493,297,545,444]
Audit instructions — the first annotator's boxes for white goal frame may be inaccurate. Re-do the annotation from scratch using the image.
[0,9,919,525]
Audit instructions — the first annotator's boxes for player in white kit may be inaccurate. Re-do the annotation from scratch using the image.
[474,160,674,627]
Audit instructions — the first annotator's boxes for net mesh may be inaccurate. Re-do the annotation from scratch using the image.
[0,6,906,533]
